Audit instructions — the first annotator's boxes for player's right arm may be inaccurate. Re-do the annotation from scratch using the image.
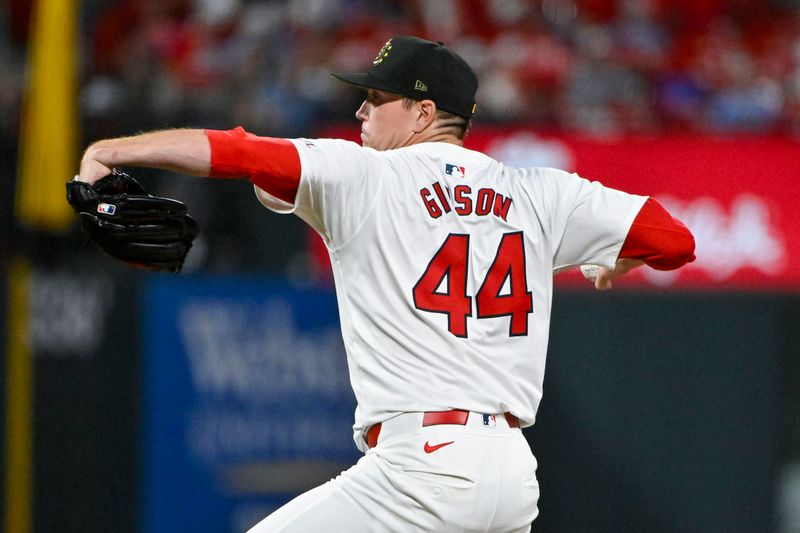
[589,197,695,290]
[545,168,694,288]
[617,197,695,269]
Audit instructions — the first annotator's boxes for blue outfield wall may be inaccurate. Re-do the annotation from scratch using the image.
[137,274,798,533]
[141,276,359,533]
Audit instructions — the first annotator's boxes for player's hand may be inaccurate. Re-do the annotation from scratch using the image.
[78,149,113,185]
[65,170,199,272]
[583,259,644,291]
[78,158,113,185]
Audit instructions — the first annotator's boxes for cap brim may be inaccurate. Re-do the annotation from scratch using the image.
[331,72,400,94]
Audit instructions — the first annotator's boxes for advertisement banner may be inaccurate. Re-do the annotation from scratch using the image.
[320,126,800,290]
[141,276,357,533]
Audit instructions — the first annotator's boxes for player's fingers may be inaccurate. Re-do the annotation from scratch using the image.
[595,276,613,290]
[594,267,614,290]
[78,158,112,185]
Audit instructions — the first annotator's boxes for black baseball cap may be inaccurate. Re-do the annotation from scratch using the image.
[332,36,478,119]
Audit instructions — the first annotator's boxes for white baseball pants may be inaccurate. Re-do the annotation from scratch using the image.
[248,412,539,532]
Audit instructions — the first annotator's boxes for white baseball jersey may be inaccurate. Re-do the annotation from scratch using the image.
[254,139,647,451]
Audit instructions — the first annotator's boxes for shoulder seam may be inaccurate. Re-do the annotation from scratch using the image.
[329,155,388,252]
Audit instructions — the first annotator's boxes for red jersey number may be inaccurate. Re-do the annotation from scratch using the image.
[413,232,532,338]
[476,232,533,336]
[412,234,472,337]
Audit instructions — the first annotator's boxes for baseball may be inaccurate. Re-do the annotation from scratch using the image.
[580,264,601,279]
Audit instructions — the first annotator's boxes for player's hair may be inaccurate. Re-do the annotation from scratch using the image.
[402,97,471,140]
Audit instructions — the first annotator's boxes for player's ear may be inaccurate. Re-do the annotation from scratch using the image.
[414,99,437,132]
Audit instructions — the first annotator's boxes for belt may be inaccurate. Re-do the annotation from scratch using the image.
[365,409,520,449]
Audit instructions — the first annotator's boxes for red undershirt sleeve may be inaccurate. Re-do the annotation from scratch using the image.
[619,197,696,270]
[204,127,301,204]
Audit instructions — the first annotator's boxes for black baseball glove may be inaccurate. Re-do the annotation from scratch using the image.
[66,170,199,272]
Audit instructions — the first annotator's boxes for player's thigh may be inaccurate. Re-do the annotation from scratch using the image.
[488,433,540,532]
[247,480,374,533]
[248,453,407,533]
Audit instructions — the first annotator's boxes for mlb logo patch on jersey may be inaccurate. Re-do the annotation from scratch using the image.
[482,414,497,427]
[97,203,116,215]
[445,163,465,178]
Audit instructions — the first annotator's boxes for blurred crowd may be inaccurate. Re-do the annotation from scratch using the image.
[81,0,800,137]
[4,0,800,141]
[2,0,800,273]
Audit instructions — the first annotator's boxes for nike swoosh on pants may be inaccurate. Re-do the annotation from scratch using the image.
[424,440,455,453]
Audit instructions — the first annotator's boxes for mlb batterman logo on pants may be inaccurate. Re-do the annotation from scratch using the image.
[74,35,695,532]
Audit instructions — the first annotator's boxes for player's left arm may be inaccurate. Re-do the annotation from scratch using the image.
[78,129,212,184]
[78,128,303,207]
[207,127,385,248]
[590,197,695,290]
[204,127,301,204]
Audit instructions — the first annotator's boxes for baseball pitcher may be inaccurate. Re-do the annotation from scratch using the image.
[73,37,695,532]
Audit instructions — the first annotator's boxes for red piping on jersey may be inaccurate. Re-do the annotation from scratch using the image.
[205,127,301,204]
[619,197,696,270]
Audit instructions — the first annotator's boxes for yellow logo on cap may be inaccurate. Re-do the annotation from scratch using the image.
[472,103,477,114]
[415,80,428,91]
[373,40,393,65]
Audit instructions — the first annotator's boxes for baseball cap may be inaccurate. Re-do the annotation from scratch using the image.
[332,36,479,119]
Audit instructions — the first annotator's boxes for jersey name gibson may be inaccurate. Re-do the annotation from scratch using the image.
[419,182,512,221]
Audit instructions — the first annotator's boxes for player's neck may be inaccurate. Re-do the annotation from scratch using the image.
[405,130,464,148]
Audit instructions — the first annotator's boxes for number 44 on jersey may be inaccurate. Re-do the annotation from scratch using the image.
[413,232,533,338]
